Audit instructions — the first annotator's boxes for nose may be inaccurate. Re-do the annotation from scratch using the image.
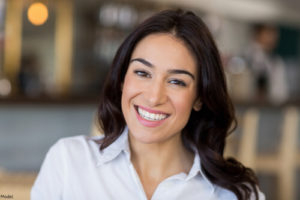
[144,80,167,107]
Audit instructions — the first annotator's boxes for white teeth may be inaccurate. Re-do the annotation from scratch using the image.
[150,113,155,119]
[146,112,150,118]
[137,107,167,121]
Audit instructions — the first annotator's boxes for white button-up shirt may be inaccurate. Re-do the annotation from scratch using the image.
[31,127,265,200]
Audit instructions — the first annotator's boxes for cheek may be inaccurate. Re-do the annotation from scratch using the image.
[172,92,196,116]
[175,85,197,106]
[121,75,140,106]
[174,100,192,116]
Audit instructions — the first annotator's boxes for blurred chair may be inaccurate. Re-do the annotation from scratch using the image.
[256,107,298,200]
[225,107,299,200]
[238,108,259,168]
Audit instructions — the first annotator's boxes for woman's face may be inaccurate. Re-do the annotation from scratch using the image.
[121,33,200,145]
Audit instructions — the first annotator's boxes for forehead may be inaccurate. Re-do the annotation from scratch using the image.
[130,33,197,74]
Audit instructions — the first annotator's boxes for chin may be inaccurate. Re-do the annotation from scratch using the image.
[129,130,163,144]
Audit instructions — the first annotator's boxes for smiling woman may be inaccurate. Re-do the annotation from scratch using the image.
[31,9,265,200]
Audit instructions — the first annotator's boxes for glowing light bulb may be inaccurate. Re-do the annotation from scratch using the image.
[27,2,48,26]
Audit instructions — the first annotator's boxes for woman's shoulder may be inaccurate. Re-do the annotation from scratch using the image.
[46,135,104,161]
[213,184,265,200]
[53,134,103,149]
[32,134,105,199]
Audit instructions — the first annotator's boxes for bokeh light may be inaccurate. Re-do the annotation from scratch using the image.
[27,2,48,26]
[0,78,11,96]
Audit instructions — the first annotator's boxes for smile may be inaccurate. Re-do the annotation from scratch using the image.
[137,107,168,121]
[134,105,170,127]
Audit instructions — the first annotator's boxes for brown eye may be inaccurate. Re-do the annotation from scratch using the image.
[134,70,151,78]
[169,79,187,87]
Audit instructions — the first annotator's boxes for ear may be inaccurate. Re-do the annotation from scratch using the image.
[193,98,202,111]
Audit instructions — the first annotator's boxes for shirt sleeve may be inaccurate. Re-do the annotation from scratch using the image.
[257,189,266,200]
[258,191,266,200]
[250,186,266,200]
[215,184,266,200]
[31,139,66,200]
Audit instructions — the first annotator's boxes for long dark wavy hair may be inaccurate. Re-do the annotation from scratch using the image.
[98,9,259,200]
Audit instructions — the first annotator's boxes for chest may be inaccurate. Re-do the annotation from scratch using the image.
[61,157,214,200]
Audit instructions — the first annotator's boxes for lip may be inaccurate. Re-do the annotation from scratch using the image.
[134,105,170,128]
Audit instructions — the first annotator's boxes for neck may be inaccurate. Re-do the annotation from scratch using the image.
[129,133,194,181]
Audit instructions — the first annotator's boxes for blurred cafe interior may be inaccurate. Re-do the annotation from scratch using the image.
[0,0,300,199]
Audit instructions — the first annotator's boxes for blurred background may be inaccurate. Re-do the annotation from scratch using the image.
[0,0,300,199]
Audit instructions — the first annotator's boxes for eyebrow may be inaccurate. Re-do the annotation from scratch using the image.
[130,58,195,80]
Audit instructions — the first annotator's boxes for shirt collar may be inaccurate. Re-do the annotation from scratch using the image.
[187,152,214,192]
[94,126,214,191]
[95,126,130,166]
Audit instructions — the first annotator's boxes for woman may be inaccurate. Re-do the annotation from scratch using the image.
[32,9,265,200]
